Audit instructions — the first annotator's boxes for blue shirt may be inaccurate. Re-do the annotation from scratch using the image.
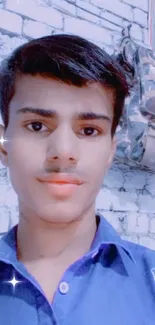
[0,214,155,325]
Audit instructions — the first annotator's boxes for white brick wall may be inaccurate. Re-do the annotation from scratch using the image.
[0,0,154,250]
[23,19,53,39]
[123,0,148,12]
[133,8,148,27]
[90,0,134,20]
[64,17,112,44]
[0,8,22,34]
[6,0,63,29]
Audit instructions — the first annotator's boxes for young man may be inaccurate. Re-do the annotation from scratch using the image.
[0,34,154,324]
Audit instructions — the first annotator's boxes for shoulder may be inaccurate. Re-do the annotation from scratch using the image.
[123,239,155,263]
[122,239,155,294]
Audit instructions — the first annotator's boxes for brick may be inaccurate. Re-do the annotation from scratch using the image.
[138,194,155,213]
[123,169,146,190]
[77,8,100,24]
[111,189,138,212]
[0,170,10,190]
[104,167,124,189]
[126,212,149,234]
[0,8,22,35]
[89,39,103,49]
[150,218,155,234]
[104,212,122,232]
[90,0,133,21]
[97,186,138,212]
[95,188,112,210]
[0,35,27,61]
[0,161,6,170]
[139,236,155,250]
[121,234,139,245]
[0,184,8,205]
[113,33,122,48]
[136,213,149,234]
[77,0,101,15]
[101,11,123,27]
[0,168,7,184]
[126,213,138,234]
[9,206,19,228]
[6,0,63,29]
[122,19,131,27]
[143,28,150,46]
[0,34,15,59]
[146,174,155,196]
[102,211,126,232]
[4,187,18,207]
[64,17,112,45]
[52,28,65,35]
[10,36,28,51]
[101,20,122,32]
[130,23,143,41]
[37,0,49,6]
[52,0,76,16]
[122,0,148,12]
[0,206,10,233]
[133,8,148,28]
[23,19,52,38]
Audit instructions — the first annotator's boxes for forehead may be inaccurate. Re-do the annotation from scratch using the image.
[10,75,114,118]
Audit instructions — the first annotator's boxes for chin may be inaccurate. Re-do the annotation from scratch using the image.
[38,202,84,224]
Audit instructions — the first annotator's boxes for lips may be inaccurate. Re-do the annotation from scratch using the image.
[37,173,83,199]
[38,173,83,185]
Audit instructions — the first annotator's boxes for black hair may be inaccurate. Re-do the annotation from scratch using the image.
[0,34,129,135]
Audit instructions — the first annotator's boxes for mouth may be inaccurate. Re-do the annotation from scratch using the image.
[38,173,83,198]
[39,173,83,185]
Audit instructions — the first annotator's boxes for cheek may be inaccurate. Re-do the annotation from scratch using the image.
[82,140,112,185]
[7,138,44,174]
[83,138,112,166]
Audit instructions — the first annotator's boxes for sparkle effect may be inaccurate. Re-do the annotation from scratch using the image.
[4,273,22,293]
[0,136,7,146]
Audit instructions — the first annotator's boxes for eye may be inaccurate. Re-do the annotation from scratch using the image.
[80,127,99,137]
[26,122,48,132]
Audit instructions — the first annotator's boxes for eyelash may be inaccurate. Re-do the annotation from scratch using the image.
[26,122,48,131]
[24,121,50,133]
[25,121,103,137]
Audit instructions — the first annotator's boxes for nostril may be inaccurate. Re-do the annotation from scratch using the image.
[69,157,77,163]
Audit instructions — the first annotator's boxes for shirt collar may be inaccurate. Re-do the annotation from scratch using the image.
[0,214,135,266]
[0,224,18,263]
[91,214,135,264]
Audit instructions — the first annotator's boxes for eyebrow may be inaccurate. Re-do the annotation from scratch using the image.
[76,112,112,123]
[16,107,57,118]
[16,107,112,123]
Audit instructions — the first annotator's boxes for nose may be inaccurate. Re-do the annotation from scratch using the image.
[46,125,78,166]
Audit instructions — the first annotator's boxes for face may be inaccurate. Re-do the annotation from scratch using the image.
[0,75,116,223]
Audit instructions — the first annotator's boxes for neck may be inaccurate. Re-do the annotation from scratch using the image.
[16,208,97,264]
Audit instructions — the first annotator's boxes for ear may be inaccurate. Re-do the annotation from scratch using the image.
[0,125,8,167]
[107,136,117,170]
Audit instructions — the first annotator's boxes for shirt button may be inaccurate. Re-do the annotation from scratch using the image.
[59,281,69,294]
